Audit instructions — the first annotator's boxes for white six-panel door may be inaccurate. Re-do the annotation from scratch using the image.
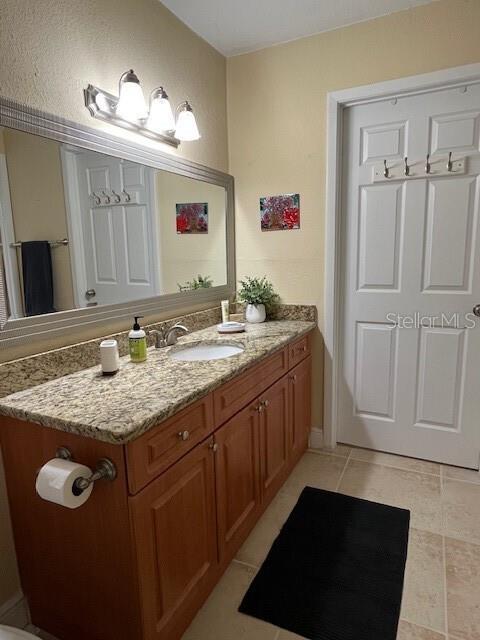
[338,83,480,468]
[74,152,159,307]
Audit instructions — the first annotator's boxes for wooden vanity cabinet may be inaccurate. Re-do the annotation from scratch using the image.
[289,356,312,466]
[130,437,218,640]
[0,330,314,640]
[214,399,262,565]
[258,375,290,505]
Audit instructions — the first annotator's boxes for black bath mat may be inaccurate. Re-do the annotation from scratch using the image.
[239,487,410,640]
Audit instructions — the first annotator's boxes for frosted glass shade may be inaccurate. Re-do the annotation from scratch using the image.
[175,105,201,141]
[147,94,175,132]
[116,71,148,122]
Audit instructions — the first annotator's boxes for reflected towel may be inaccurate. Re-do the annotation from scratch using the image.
[21,241,56,316]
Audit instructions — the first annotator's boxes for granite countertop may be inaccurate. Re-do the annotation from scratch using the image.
[0,321,315,444]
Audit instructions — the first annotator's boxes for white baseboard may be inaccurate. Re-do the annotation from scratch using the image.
[0,592,29,629]
[308,427,324,449]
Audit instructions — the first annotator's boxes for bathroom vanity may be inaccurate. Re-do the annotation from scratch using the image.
[0,321,314,640]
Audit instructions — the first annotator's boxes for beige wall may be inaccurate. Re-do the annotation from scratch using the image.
[227,0,480,337]
[156,171,227,294]
[0,0,228,611]
[4,130,75,312]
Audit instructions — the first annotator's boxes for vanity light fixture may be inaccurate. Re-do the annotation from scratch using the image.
[147,87,175,133]
[175,101,201,141]
[116,69,148,122]
[84,70,201,148]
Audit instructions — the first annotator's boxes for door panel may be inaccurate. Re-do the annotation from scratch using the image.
[358,184,403,290]
[289,356,312,465]
[422,178,476,291]
[260,376,289,503]
[90,207,117,283]
[124,205,153,284]
[215,402,261,564]
[430,110,480,154]
[130,439,218,640]
[415,327,466,430]
[339,82,480,468]
[354,322,397,420]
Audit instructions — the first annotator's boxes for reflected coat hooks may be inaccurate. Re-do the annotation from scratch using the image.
[91,190,132,206]
[425,153,431,174]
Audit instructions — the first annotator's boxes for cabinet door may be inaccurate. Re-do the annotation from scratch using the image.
[289,356,312,466]
[129,438,218,640]
[259,375,290,505]
[215,401,261,565]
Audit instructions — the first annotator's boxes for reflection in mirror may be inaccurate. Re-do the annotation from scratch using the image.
[0,127,227,324]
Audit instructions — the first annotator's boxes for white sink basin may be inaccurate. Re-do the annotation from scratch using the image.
[169,342,244,362]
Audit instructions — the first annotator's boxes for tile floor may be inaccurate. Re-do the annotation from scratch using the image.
[22,445,480,640]
[182,445,480,640]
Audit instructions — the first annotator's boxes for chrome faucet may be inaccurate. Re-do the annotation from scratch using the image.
[149,323,189,348]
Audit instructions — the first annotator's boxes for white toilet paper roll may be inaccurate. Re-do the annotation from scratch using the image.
[36,459,94,509]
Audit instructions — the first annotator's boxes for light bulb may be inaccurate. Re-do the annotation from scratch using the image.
[147,87,175,132]
[116,69,148,122]
[175,102,201,141]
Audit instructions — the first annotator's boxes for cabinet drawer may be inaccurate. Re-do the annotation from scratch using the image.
[213,347,289,427]
[126,395,214,494]
[288,332,311,369]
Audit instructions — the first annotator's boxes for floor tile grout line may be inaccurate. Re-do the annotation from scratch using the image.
[232,557,259,571]
[348,457,442,478]
[400,616,447,637]
[334,448,352,492]
[440,468,450,640]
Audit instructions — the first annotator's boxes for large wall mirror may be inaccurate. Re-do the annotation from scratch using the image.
[0,97,234,348]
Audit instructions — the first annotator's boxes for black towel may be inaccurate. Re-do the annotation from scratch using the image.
[21,241,56,316]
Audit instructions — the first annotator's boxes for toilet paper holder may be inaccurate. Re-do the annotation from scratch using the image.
[56,447,117,492]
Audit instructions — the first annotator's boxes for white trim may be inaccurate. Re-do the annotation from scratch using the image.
[148,167,163,295]
[60,146,88,308]
[324,62,480,449]
[0,152,22,319]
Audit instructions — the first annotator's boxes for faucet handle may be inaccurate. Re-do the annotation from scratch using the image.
[149,329,166,349]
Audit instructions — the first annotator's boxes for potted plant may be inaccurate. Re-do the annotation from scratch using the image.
[237,276,279,323]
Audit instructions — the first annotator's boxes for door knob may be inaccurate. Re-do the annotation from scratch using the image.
[85,289,96,299]
[473,304,480,317]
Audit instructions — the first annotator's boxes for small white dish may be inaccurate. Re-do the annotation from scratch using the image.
[217,321,246,334]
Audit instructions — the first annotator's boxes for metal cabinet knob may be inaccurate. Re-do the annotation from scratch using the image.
[177,430,190,441]
[473,304,480,317]
[290,374,297,383]
[209,442,218,452]
[262,399,269,408]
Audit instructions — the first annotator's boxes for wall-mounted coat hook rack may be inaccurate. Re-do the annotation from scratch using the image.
[373,152,465,183]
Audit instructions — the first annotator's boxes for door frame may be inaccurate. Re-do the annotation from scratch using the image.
[324,62,480,449]
[0,148,22,319]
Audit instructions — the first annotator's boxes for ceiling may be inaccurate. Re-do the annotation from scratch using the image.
[161,0,437,56]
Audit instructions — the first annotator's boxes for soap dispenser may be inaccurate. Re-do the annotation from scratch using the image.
[129,316,147,363]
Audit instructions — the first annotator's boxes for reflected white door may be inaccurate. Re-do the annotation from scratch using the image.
[74,152,159,306]
[339,83,480,468]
